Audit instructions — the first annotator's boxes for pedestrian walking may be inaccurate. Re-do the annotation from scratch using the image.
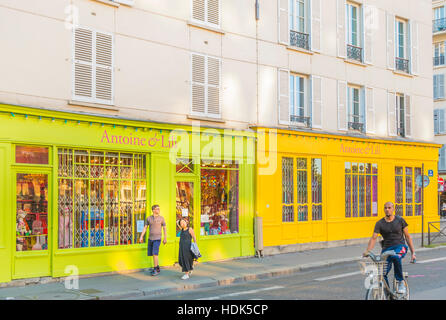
[139,204,167,276]
[177,218,197,280]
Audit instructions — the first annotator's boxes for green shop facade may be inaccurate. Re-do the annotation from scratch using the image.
[0,104,256,283]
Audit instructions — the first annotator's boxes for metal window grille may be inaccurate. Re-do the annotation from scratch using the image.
[311,158,322,221]
[433,17,446,33]
[282,157,294,222]
[395,166,421,217]
[290,30,310,50]
[296,158,308,221]
[57,149,146,249]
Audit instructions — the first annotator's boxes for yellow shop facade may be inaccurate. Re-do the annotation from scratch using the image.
[0,104,255,284]
[255,127,441,253]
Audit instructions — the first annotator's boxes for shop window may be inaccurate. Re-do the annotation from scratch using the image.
[15,145,49,165]
[395,166,422,217]
[345,162,378,218]
[16,174,48,251]
[176,158,195,174]
[57,149,147,249]
[281,156,323,222]
[200,160,239,236]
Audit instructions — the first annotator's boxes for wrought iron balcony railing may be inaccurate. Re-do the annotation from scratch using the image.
[434,55,445,66]
[348,121,364,132]
[397,127,405,137]
[290,30,310,51]
[347,44,363,63]
[290,115,311,127]
[395,57,410,73]
[433,18,446,33]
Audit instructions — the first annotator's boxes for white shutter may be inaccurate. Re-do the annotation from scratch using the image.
[365,87,375,133]
[337,80,347,131]
[191,53,206,114]
[311,0,321,52]
[95,31,113,104]
[278,69,290,125]
[207,0,220,27]
[441,146,446,171]
[73,28,93,100]
[440,109,445,133]
[363,5,373,64]
[207,56,221,117]
[404,95,412,138]
[434,109,439,134]
[410,20,419,75]
[337,0,346,58]
[311,75,322,128]
[386,13,395,70]
[278,0,289,45]
[192,0,205,23]
[387,91,397,136]
[441,74,445,99]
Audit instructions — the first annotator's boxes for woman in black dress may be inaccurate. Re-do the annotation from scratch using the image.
[178,218,197,280]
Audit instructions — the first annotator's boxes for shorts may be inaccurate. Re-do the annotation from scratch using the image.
[147,239,161,256]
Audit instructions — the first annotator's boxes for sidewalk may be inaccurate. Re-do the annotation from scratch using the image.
[0,237,443,300]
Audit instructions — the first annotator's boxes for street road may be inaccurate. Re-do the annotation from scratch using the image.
[137,247,446,300]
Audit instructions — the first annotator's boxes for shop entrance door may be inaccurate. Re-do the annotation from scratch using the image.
[175,181,195,237]
[13,170,51,279]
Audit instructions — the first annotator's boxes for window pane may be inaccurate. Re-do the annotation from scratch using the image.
[311,158,322,221]
[345,173,351,218]
[16,146,49,165]
[282,157,294,205]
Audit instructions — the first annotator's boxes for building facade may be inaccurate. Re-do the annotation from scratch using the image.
[0,0,439,283]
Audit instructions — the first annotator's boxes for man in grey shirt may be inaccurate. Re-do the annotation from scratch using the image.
[139,204,167,276]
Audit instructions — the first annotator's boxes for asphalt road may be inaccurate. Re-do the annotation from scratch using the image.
[135,247,446,300]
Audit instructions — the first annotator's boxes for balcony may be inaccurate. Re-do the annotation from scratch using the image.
[434,55,445,66]
[290,115,311,127]
[289,30,310,51]
[395,57,410,73]
[347,44,363,63]
[433,18,446,33]
[348,121,364,132]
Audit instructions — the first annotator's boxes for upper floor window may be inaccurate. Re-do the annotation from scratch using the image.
[434,42,445,66]
[396,93,405,137]
[289,0,310,50]
[289,74,310,126]
[192,0,220,27]
[434,109,446,135]
[395,18,409,73]
[72,27,114,105]
[347,85,364,132]
[434,6,446,32]
[434,74,445,100]
[346,2,363,62]
[191,53,221,118]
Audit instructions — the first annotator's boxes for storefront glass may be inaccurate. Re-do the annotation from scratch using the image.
[16,173,48,251]
[176,181,194,236]
[200,160,239,236]
[57,149,147,248]
[395,166,422,217]
[345,162,378,217]
[15,146,49,165]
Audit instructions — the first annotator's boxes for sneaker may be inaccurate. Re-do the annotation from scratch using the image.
[181,274,190,280]
[397,281,406,294]
[151,269,160,276]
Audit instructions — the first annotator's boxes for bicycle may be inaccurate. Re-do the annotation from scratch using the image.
[359,251,411,300]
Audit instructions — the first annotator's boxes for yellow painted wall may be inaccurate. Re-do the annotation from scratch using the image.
[256,128,441,247]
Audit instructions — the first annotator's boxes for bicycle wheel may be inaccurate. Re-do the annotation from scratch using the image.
[365,288,386,300]
[403,279,410,300]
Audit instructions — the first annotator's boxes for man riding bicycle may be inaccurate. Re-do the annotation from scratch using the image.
[363,202,416,294]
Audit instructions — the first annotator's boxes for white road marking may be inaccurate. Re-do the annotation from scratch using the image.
[196,286,284,300]
[314,271,362,282]
[416,257,446,264]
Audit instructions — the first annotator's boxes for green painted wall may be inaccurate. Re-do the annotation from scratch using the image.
[0,143,12,283]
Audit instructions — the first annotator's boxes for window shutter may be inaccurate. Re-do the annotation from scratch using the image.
[410,20,419,75]
[386,13,395,70]
[404,94,412,138]
[278,69,290,125]
[191,54,206,114]
[337,0,346,58]
[73,28,93,100]
[207,56,221,117]
[337,80,347,131]
[363,5,373,64]
[365,87,375,134]
[440,109,445,134]
[278,0,289,45]
[387,91,397,136]
[434,75,438,99]
[434,109,439,134]
[441,74,445,99]
[311,0,321,52]
[440,146,446,171]
[95,31,113,103]
[207,0,220,26]
[311,75,322,128]
[192,0,206,23]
